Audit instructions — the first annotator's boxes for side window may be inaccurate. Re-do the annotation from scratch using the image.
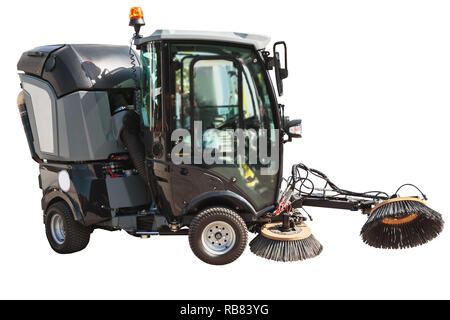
[174,57,240,131]
[192,59,240,130]
[141,42,162,130]
[242,66,257,120]
[174,56,193,131]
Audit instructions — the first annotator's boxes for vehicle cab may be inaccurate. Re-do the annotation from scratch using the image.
[134,30,294,220]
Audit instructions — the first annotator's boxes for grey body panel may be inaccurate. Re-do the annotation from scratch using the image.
[57,91,124,161]
[135,30,271,49]
[110,110,128,142]
[20,74,125,161]
[106,175,151,209]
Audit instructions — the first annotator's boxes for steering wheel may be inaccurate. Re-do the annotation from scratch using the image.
[217,114,240,130]
[217,115,261,130]
[243,116,261,130]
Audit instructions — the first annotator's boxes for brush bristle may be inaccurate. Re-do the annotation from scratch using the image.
[249,234,323,262]
[361,199,444,249]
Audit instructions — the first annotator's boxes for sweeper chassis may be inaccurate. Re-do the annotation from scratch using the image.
[39,159,386,237]
[37,158,386,249]
[18,7,443,265]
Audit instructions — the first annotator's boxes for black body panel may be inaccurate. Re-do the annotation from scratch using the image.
[17,45,64,76]
[40,162,151,226]
[18,44,140,97]
[40,163,108,225]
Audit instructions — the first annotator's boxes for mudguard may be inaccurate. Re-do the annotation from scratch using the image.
[41,188,84,223]
[182,190,258,221]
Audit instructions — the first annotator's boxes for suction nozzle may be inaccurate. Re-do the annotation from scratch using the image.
[361,197,444,249]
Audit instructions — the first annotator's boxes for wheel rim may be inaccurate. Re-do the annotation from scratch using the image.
[50,214,66,245]
[201,221,236,255]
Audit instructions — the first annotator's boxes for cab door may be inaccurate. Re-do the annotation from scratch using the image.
[169,42,280,212]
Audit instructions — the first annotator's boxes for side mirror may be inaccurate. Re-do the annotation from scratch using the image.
[285,119,302,140]
[273,41,288,96]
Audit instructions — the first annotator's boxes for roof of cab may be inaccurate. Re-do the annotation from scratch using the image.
[135,29,271,49]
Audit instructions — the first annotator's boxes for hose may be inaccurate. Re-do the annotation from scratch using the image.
[120,110,148,186]
[291,163,390,200]
[129,38,140,112]
[17,91,41,163]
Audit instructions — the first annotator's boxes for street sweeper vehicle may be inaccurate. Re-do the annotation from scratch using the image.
[16,7,444,265]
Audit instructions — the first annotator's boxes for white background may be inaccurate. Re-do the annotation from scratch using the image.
[0,0,449,299]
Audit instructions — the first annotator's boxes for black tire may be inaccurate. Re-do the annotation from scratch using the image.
[45,201,91,254]
[189,207,248,265]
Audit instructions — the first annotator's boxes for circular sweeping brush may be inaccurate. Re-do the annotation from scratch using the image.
[361,197,444,249]
[250,221,323,262]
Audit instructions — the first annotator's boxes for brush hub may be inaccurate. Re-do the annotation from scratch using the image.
[260,222,312,241]
[249,221,323,262]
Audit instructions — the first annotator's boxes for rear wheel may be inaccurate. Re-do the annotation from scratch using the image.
[189,207,248,265]
[45,201,91,254]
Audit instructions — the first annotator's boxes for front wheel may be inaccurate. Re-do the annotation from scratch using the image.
[45,201,91,254]
[188,207,248,265]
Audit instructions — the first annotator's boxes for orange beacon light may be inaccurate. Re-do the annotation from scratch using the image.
[129,7,145,37]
